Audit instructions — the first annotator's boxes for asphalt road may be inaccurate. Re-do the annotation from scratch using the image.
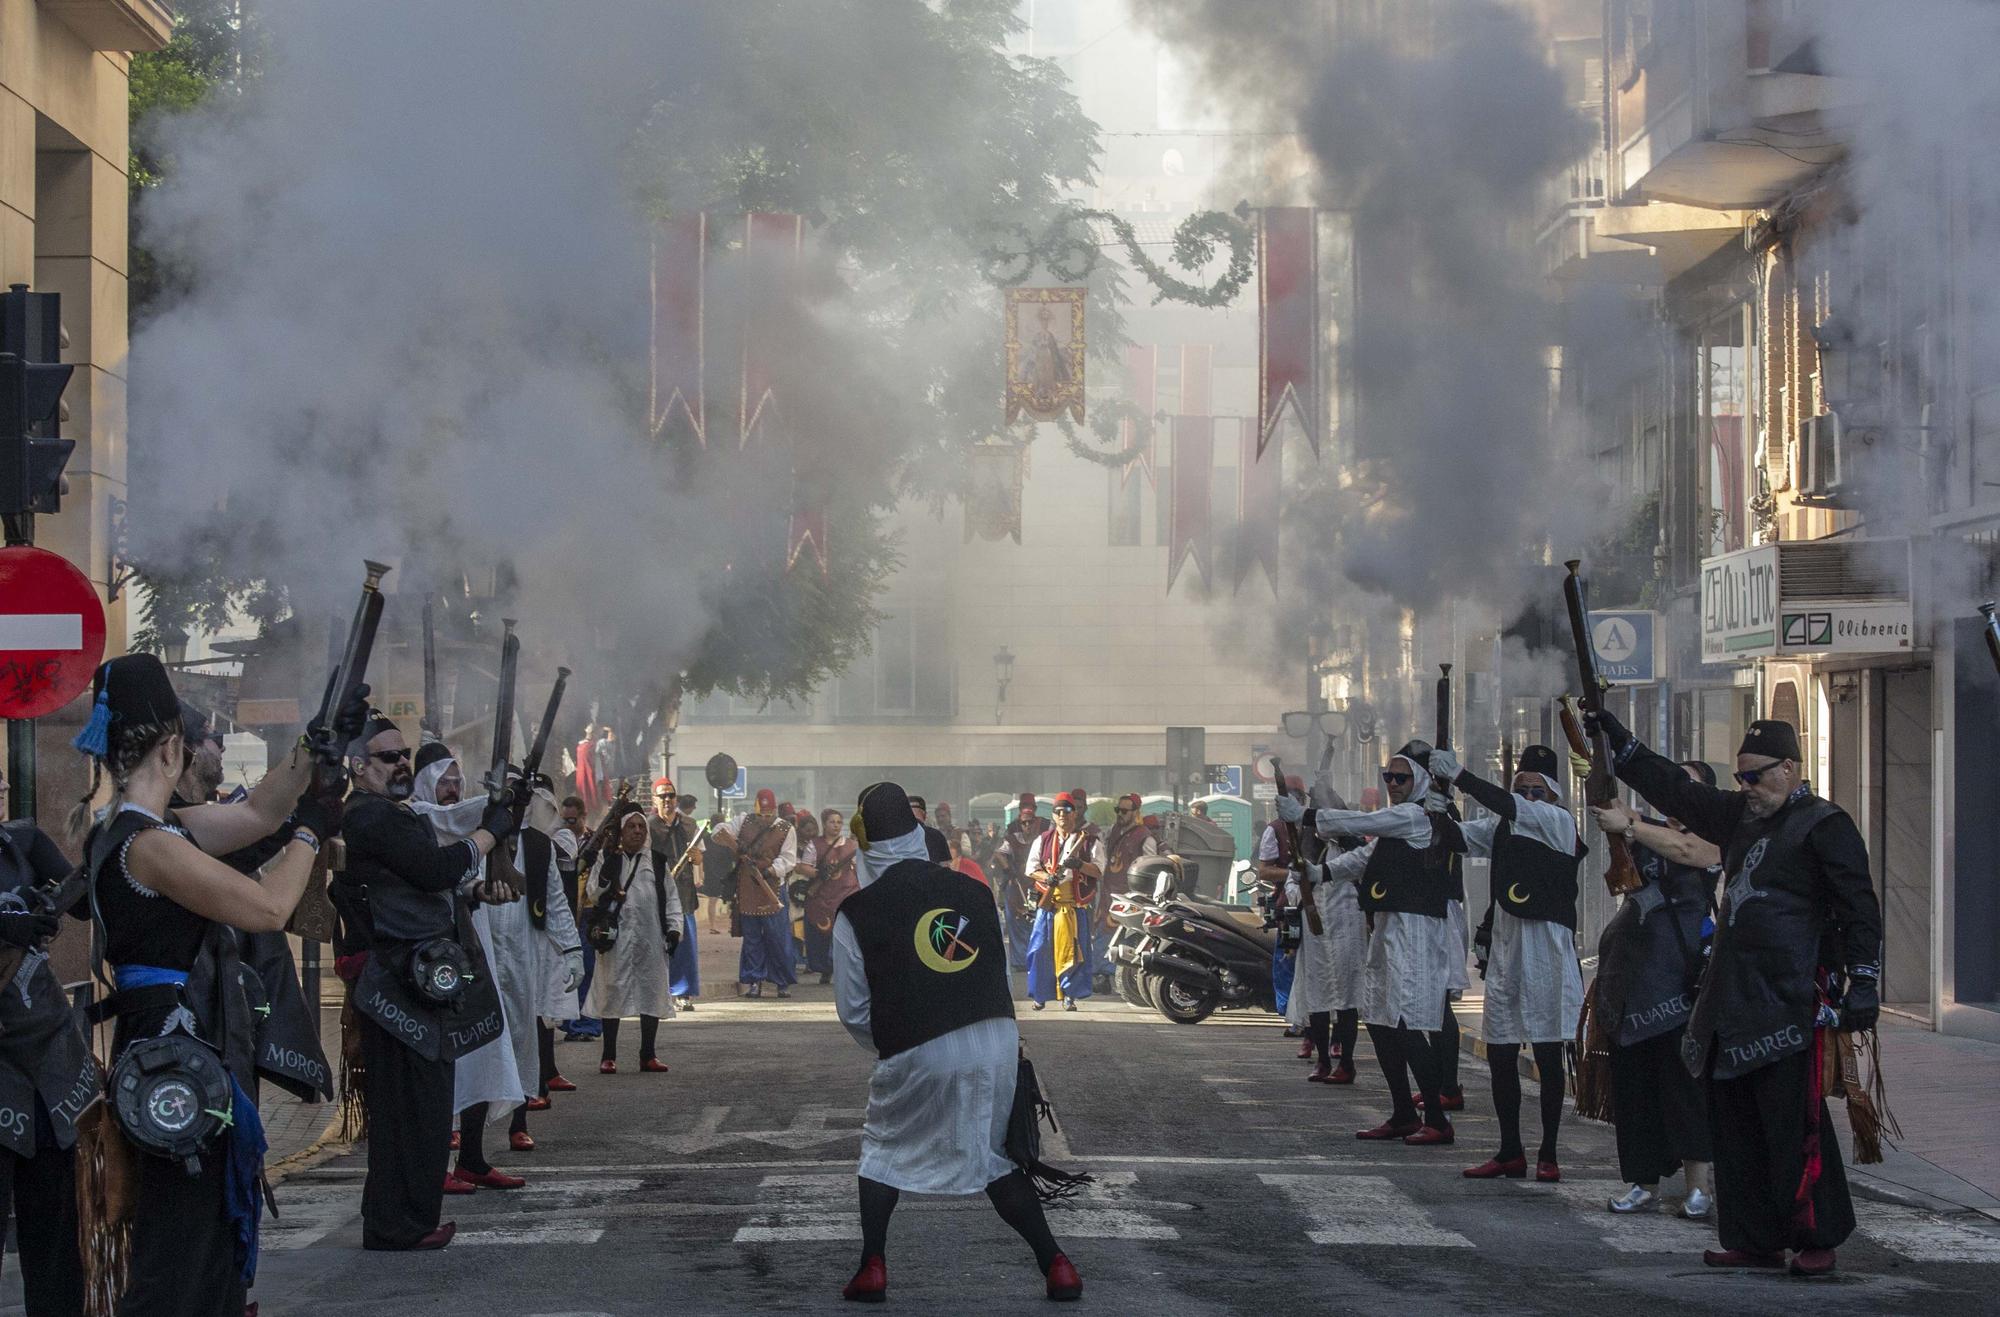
[16,978,2000,1315]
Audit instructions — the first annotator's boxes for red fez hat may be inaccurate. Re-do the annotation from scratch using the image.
[1018,793,1037,808]
[1054,791,1080,809]
[1118,793,1141,809]
[654,776,674,794]
[755,787,777,809]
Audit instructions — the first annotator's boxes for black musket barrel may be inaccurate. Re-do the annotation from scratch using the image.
[1562,560,1601,710]
[522,666,572,780]
[421,593,440,740]
[486,619,519,796]
[309,560,391,765]
[1435,663,1452,751]
[1982,603,2000,679]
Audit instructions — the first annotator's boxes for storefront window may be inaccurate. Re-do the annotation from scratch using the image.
[1700,306,1753,555]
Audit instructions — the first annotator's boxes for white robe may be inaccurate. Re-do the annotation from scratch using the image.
[484,836,583,1098]
[1310,774,1455,1032]
[1285,868,1366,1022]
[585,847,682,1020]
[833,827,1017,1196]
[1462,794,1585,1045]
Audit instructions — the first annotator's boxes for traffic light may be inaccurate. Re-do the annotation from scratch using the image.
[1,285,74,519]
[0,354,75,516]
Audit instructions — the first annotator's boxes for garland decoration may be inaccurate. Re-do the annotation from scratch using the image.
[1048,402,1159,469]
[977,207,1254,308]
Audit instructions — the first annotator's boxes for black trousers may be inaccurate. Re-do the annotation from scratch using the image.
[1707,1046,1855,1254]
[601,1015,660,1062]
[1611,1027,1712,1185]
[0,1130,82,1317]
[122,1148,243,1317]
[537,1020,558,1093]
[360,1016,454,1250]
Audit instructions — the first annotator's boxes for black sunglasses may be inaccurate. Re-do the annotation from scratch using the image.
[1052,804,1076,813]
[369,748,412,765]
[1381,771,1413,786]
[1520,785,1554,801]
[1734,759,1787,787]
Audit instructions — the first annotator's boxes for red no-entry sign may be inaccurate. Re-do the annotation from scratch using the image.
[0,545,108,719]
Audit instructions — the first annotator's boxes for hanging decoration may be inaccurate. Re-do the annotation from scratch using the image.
[1257,206,1320,459]
[1235,417,1280,593]
[1005,286,1087,424]
[1167,415,1214,592]
[1121,344,1157,487]
[650,212,707,444]
[964,437,1027,544]
[740,211,804,448]
[787,507,828,576]
[978,209,1255,309]
[1180,342,1213,417]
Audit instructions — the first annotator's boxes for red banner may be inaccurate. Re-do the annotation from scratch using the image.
[787,507,828,576]
[740,212,804,448]
[1258,207,1318,459]
[1235,417,1279,592]
[650,212,706,444]
[1181,342,1213,417]
[1168,415,1213,593]
[1121,344,1156,488]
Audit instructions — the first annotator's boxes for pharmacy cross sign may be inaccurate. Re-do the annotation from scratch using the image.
[0,546,107,719]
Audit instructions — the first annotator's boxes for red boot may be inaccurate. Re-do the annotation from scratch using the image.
[1296,1038,1314,1059]
[546,1074,577,1092]
[524,1096,552,1111]
[842,1255,887,1303]
[1356,1118,1422,1141]
[1535,1161,1561,1183]
[510,1130,536,1152]
[641,1058,670,1073]
[1789,1248,1837,1277]
[599,1059,617,1075]
[1403,1121,1455,1146]
[1045,1253,1083,1301]
[1703,1248,1785,1269]
[442,1174,476,1196]
[1306,1061,1332,1083]
[1323,1067,1356,1085]
[451,1166,526,1190]
[1462,1156,1527,1179]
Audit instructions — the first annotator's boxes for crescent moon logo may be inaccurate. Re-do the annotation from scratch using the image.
[914,908,980,974]
[1368,882,1387,902]
[1507,882,1529,904]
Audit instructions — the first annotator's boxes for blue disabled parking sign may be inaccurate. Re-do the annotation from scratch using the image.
[720,767,748,798]
[1588,610,1656,684]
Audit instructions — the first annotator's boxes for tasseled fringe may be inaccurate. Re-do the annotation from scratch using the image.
[1570,984,1616,1123]
[1023,1157,1095,1203]
[76,1108,133,1317]
[337,998,368,1143]
[72,685,113,757]
[1828,1029,1901,1166]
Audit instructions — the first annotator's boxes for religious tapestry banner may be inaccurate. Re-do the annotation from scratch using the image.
[1005,286,1086,424]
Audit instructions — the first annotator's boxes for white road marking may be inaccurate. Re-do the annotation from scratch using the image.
[455,1226,606,1246]
[639,1104,865,1155]
[734,1172,853,1243]
[264,1184,365,1250]
[0,614,83,649]
[1260,1173,1474,1247]
[1857,1204,2000,1262]
[1523,1178,1715,1253]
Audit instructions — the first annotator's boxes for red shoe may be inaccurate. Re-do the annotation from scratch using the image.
[1324,1067,1356,1085]
[1297,1039,1314,1059]
[1789,1248,1837,1277]
[510,1130,536,1152]
[448,1130,461,1151]
[1357,1119,1423,1141]
[524,1096,552,1111]
[600,1060,617,1075]
[1045,1253,1083,1301]
[842,1255,887,1303]
[451,1166,526,1190]
[442,1174,477,1196]
[1463,1156,1527,1179]
[546,1074,577,1092]
[412,1222,456,1251]
[1535,1161,1561,1183]
[1306,1062,1332,1083]
[1403,1122,1455,1146]
[1703,1248,1785,1269]
[641,1058,670,1073]
[1415,1089,1466,1112]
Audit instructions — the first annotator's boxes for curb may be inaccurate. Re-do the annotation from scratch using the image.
[267,1110,353,1185]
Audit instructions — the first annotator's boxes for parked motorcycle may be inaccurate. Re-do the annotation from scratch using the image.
[1110,855,1281,1024]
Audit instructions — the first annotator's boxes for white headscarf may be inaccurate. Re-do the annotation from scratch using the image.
[1390,754,1441,812]
[410,750,486,838]
[855,823,932,889]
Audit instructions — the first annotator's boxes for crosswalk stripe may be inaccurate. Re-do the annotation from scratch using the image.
[1856,1205,2000,1263]
[1259,1173,1473,1247]
[1518,1179,1714,1253]
[456,1226,606,1246]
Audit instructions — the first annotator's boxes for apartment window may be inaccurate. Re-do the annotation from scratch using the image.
[1700,306,1752,556]
[837,605,954,719]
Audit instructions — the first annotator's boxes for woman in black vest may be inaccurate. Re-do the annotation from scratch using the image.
[831,782,1080,1304]
[70,654,333,1316]
[1590,763,1720,1220]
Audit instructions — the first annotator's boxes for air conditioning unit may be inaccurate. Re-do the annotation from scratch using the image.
[1796,411,1847,502]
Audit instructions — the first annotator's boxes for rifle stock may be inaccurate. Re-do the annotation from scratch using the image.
[1272,756,1323,936]
[1559,697,1643,896]
[1561,561,1644,897]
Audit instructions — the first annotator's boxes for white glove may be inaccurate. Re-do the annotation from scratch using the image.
[1274,794,1306,825]
[561,948,584,994]
[1426,748,1461,786]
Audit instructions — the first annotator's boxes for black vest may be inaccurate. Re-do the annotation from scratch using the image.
[0,823,97,1156]
[1594,840,1714,1047]
[1358,828,1459,919]
[838,859,1013,1060]
[1491,821,1584,930]
[1687,793,1844,1080]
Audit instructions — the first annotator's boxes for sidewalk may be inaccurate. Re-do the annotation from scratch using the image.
[261,986,347,1173]
[1451,989,2000,1219]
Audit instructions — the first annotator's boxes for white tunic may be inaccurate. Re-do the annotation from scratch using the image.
[1463,797,1585,1045]
[484,835,584,1101]
[1311,793,1454,1032]
[832,827,1017,1195]
[585,847,683,1020]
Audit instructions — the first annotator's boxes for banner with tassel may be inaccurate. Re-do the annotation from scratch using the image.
[1257,207,1319,459]
[1167,415,1213,592]
[650,212,707,444]
[740,212,805,448]
[1234,416,1280,592]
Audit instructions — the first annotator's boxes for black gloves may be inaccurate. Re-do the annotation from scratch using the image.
[480,796,521,844]
[1473,920,1492,979]
[292,789,344,848]
[1582,705,1634,754]
[0,909,60,948]
[1840,970,1880,1033]
[665,928,682,955]
[307,683,373,749]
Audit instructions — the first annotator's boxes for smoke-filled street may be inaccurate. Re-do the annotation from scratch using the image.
[13,0,2000,1314]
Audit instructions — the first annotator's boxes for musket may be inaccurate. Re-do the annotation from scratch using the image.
[306,560,392,767]
[1981,602,2000,679]
[1272,755,1323,936]
[485,618,519,801]
[1561,561,1643,897]
[1435,663,1452,752]
[421,593,441,741]
[521,666,572,782]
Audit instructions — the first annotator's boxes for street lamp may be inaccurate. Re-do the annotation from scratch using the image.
[993,646,1015,725]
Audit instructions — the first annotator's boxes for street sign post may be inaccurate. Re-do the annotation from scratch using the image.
[1165,726,1205,810]
[1207,764,1242,796]
[1586,609,1658,684]
[0,544,107,819]
[720,766,748,799]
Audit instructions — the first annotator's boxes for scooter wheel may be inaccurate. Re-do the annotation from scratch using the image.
[1115,965,1149,1010]
[1155,978,1221,1024]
